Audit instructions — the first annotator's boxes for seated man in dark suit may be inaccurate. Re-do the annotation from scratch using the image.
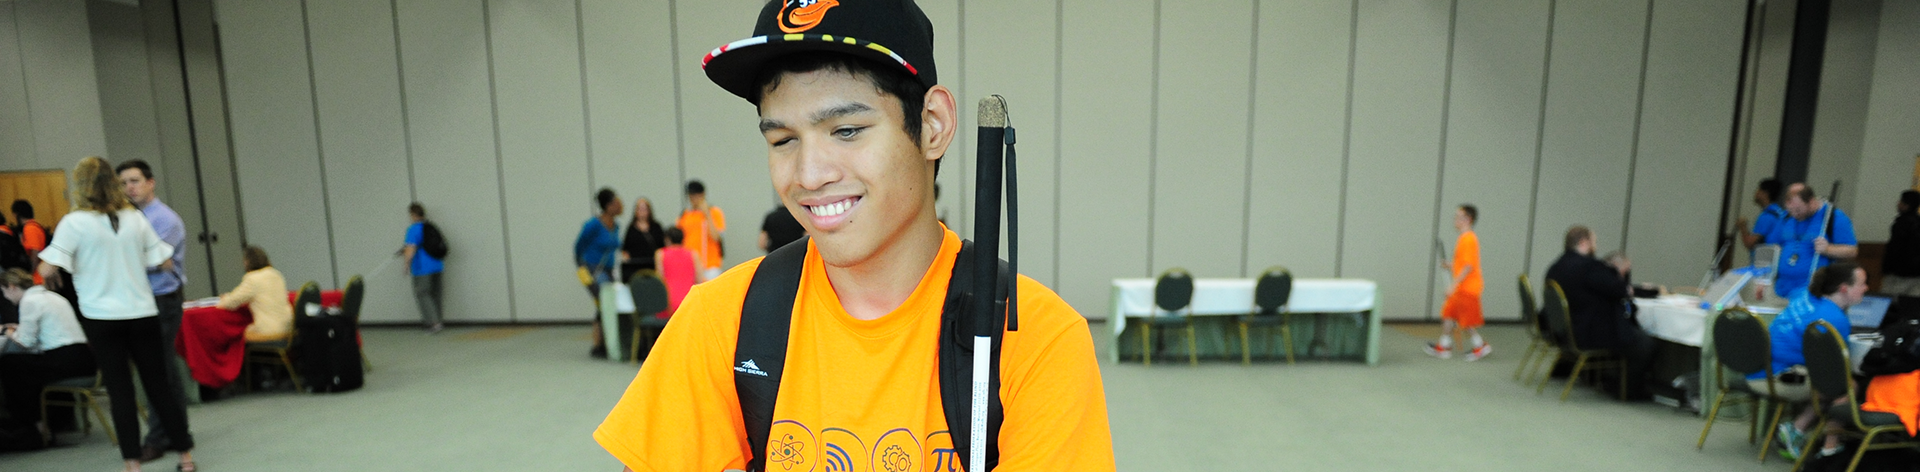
[1545,225,1656,398]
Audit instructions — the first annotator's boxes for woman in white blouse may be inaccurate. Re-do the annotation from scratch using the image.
[36,157,197,472]
[0,268,94,445]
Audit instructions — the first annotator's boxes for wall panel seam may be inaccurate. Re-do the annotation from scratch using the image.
[1052,0,1063,288]
[1524,0,1558,274]
[388,0,416,201]
[1426,0,1460,321]
[1622,0,1656,250]
[574,0,595,190]
[1145,0,1161,276]
[1239,0,1261,278]
[481,0,518,321]
[1334,0,1357,277]
[668,0,686,196]
[299,0,342,287]
[10,3,39,166]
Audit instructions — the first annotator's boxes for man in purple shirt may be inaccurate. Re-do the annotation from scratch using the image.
[118,159,191,460]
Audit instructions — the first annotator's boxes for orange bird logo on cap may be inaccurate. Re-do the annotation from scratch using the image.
[778,0,839,33]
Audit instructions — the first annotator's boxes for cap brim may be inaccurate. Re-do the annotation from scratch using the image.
[703,34,923,101]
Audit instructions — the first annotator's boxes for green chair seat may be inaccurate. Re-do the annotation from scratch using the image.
[1829,404,1908,429]
[1237,314,1287,326]
[49,376,95,388]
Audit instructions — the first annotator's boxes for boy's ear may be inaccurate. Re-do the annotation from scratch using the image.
[919,85,957,163]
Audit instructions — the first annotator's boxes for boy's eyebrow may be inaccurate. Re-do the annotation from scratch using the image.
[759,102,876,133]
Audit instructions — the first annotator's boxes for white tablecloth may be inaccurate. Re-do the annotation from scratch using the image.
[1109,278,1381,365]
[1634,295,1710,347]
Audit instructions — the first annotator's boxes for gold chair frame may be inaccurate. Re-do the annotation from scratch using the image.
[39,373,117,445]
[1693,307,1793,463]
[245,281,317,392]
[1512,275,1554,383]
[1536,280,1626,401]
[1142,268,1196,367]
[1790,320,1919,472]
[1236,266,1295,366]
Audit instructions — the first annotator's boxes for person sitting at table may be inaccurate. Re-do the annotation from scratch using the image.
[217,246,291,342]
[1760,261,1867,460]
[0,268,96,446]
[1763,183,1857,297]
[653,227,697,319]
[1546,225,1655,398]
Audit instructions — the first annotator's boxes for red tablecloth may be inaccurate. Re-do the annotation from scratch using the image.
[175,290,342,388]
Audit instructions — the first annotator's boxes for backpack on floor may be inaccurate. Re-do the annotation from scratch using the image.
[295,314,364,393]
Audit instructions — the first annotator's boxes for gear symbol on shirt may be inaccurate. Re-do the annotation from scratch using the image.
[769,433,806,470]
[880,444,912,472]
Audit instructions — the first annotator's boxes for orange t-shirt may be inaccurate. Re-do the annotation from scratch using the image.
[594,229,1115,471]
[677,207,727,270]
[1863,370,1920,436]
[21,221,46,284]
[1451,231,1482,296]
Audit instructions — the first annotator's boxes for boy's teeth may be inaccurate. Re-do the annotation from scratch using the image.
[809,200,851,217]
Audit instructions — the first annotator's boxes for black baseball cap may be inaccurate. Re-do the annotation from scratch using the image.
[701,0,938,102]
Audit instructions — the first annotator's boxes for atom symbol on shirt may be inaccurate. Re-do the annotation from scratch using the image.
[769,434,806,470]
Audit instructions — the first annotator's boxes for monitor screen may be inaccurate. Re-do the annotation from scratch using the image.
[1848,295,1893,329]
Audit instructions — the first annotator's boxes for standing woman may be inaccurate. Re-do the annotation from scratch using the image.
[36,157,196,472]
[574,188,622,359]
[620,197,665,282]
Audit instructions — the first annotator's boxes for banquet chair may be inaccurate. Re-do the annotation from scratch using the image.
[40,372,121,445]
[246,281,317,392]
[342,275,370,372]
[1142,268,1196,366]
[1236,266,1294,365]
[1513,274,1552,382]
[1791,320,1918,472]
[1537,280,1626,401]
[628,274,671,365]
[1696,307,1794,462]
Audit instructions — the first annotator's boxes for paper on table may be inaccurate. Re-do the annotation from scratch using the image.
[184,297,221,309]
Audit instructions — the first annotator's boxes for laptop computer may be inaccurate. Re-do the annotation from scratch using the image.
[1848,295,1894,331]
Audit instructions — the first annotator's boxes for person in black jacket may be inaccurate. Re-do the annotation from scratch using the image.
[1881,191,1920,297]
[1545,225,1655,398]
[620,197,666,282]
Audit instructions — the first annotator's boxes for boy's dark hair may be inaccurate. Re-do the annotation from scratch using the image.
[115,159,154,180]
[685,180,706,196]
[10,200,32,220]
[752,52,929,150]
[1790,183,1816,204]
[1758,178,1781,203]
[1459,204,1478,224]
[1901,190,1920,213]
[408,202,426,219]
[1811,260,1861,297]
[666,227,685,245]
[595,188,617,213]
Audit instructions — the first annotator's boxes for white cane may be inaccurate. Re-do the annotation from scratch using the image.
[1809,201,1834,288]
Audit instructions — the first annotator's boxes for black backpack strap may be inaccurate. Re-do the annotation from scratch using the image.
[938,241,1010,471]
[735,238,808,472]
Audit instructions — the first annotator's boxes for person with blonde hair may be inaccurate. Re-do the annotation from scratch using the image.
[36,156,197,471]
[217,246,292,342]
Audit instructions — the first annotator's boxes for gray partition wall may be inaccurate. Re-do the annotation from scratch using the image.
[202,0,1759,323]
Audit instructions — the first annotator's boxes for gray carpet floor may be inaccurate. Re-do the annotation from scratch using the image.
[0,322,1823,471]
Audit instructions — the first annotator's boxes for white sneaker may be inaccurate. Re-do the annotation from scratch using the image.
[1465,344,1492,362]
[1423,343,1452,359]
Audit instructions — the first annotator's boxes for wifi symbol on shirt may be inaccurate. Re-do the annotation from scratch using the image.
[824,443,855,472]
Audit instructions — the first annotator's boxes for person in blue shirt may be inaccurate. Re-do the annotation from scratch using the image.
[115,159,192,459]
[402,203,445,334]
[1750,261,1867,459]
[575,188,623,359]
[1739,178,1786,253]
[1763,183,1857,297]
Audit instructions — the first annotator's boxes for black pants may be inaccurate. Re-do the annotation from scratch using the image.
[0,343,96,423]
[143,290,188,449]
[80,316,194,459]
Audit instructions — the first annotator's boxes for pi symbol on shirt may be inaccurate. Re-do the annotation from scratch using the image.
[767,421,818,471]
[872,428,922,472]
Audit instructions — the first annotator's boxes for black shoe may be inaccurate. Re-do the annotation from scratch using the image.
[589,345,608,359]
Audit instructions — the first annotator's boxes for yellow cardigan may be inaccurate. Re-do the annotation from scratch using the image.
[219,267,292,341]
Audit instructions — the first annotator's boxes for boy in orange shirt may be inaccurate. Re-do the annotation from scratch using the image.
[594,1,1115,471]
[676,180,727,282]
[1427,204,1491,361]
